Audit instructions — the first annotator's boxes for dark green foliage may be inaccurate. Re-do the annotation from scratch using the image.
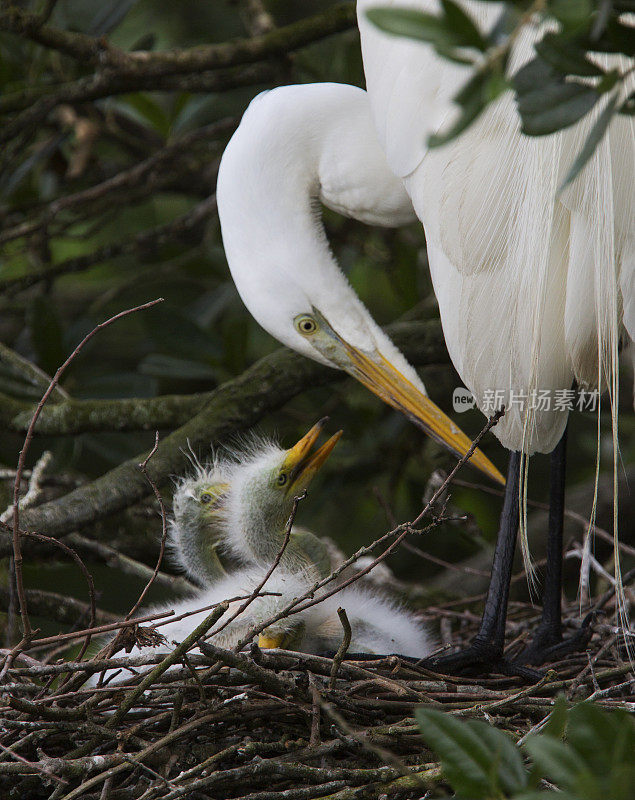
[416,699,635,799]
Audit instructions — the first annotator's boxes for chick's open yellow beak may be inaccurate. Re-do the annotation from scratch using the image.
[344,346,505,486]
[258,633,285,649]
[282,418,343,489]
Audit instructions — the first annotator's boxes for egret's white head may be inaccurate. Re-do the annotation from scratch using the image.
[217,83,504,485]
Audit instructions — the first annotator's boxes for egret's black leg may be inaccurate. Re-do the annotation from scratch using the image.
[518,428,593,666]
[420,451,539,679]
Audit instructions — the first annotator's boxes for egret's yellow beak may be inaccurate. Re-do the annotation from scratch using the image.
[282,418,343,490]
[304,309,504,485]
[344,345,504,485]
[258,633,285,649]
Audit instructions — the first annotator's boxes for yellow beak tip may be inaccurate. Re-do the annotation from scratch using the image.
[258,634,283,649]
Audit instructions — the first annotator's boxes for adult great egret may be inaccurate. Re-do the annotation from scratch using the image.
[217,3,633,674]
[357,0,633,673]
[216,81,504,486]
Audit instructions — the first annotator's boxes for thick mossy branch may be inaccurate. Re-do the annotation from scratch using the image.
[0,321,448,548]
[0,3,355,75]
[0,320,448,436]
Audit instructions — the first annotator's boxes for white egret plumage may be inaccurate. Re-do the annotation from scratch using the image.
[357,0,633,672]
[216,2,633,675]
[217,81,504,486]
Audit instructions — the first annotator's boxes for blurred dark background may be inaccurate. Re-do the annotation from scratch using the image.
[0,0,632,636]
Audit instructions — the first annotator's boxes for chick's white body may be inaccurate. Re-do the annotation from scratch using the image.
[112,568,431,665]
[101,436,432,685]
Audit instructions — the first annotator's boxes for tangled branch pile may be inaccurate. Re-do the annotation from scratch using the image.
[1,595,632,800]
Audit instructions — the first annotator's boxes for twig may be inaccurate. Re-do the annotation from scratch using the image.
[198,640,292,695]
[2,450,52,648]
[207,412,504,667]
[453,670,556,716]
[0,196,217,298]
[126,432,169,620]
[294,410,505,616]
[308,673,322,747]
[22,608,176,648]
[66,533,197,595]
[452,477,635,559]
[0,122,232,246]
[2,319,448,544]
[0,740,67,786]
[0,343,69,399]
[0,3,355,74]
[330,609,352,689]
[104,604,229,730]
[0,451,52,524]
[8,297,164,647]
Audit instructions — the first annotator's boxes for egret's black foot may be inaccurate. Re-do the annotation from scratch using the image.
[518,612,595,666]
[421,640,542,682]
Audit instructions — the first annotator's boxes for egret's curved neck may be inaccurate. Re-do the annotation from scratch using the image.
[216,83,415,355]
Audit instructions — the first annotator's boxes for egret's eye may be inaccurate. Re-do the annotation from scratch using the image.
[200,493,212,504]
[277,473,288,487]
[294,314,318,336]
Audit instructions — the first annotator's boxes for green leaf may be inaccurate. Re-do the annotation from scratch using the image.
[138,354,219,381]
[143,304,222,361]
[548,0,593,30]
[429,68,506,148]
[366,6,485,52]
[559,92,618,190]
[541,696,568,739]
[514,793,581,800]
[517,81,598,135]
[513,57,558,96]
[88,0,139,36]
[523,735,588,789]
[566,702,635,778]
[415,707,505,796]
[440,0,488,51]
[74,372,157,399]
[591,18,635,58]
[619,91,635,115]
[468,719,528,793]
[0,133,67,200]
[366,8,456,45]
[428,92,486,147]
[120,93,170,138]
[536,34,604,77]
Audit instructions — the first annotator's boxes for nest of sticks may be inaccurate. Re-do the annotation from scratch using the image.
[0,587,632,800]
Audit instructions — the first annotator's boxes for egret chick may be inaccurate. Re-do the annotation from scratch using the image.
[170,475,230,587]
[218,419,343,577]
[258,585,433,660]
[169,420,341,583]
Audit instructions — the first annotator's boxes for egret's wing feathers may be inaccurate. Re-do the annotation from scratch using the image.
[360,0,634,454]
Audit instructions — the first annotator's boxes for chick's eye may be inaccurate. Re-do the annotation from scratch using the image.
[294,314,318,336]
[277,473,288,487]
[200,493,212,504]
